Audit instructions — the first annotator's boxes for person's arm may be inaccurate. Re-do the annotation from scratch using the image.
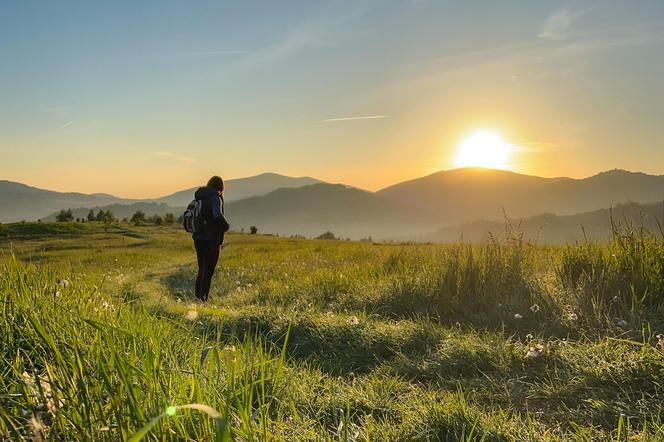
[211,195,230,232]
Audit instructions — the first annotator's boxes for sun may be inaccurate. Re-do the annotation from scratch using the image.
[454,130,515,170]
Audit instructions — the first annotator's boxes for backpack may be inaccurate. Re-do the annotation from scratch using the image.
[182,199,204,233]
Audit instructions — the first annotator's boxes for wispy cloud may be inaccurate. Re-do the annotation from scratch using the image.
[323,115,387,122]
[42,106,69,116]
[168,49,252,58]
[552,22,664,56]
[539,8,586,40]
[59,121,73,129]
[152,151,196,164]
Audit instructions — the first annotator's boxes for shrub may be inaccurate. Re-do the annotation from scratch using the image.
[316,231,336,240]
[55,209,73,222]
[130,210,147,225]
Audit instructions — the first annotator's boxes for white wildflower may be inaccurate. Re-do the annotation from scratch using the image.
[22,372,63,416]
[525,333,534,342]
[185,310,199,321]
[29,415,45,440]
[223,345,236,352]
[566,312,578,321]
[526,345,544,359]
[59,279,70,288]
[347,316,360,326]
[530,304,540,313]
[514,313,523,320]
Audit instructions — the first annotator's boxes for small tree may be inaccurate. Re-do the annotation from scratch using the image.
[55,209,74,222]
[250,226,258,235]
[96,209,105,222]
[102,210,116,225]
[164,213,175,224]
[316,231,336,240]
[87,210,96,222]
[150,215,163,225]
[130,210,146,225]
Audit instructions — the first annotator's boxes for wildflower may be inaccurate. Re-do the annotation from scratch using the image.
[656,334,664,352]
[185,310,199,321]
[526,344,544,359]
[29,415,45,441]
[612,296,619,303]
[223,345,236,352]
[615,318,629,328]
[565,312,578,321]
[347,316,360,326]
[514,313,523,320]
[22,372,63,416]
[530,304,540,313]
[59,279,70,288]
[525,333,534,342]
[101,300,111,310]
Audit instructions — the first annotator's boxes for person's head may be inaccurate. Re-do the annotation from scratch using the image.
[207,176,224,194]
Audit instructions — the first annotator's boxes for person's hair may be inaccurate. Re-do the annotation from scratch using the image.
[207,176,224,192]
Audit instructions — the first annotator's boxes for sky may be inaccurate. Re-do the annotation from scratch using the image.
[1,0,664,198]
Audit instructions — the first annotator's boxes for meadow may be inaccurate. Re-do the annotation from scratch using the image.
[1,221,663,441]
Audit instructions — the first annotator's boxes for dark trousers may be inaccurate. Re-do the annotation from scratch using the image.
[194,240,220,301]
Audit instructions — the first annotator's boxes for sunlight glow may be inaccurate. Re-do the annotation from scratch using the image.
[454,130,515,170]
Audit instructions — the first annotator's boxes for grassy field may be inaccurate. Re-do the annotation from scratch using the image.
[1,222,664,441]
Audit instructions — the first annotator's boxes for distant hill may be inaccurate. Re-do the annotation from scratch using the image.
[226,183,434,238]
[0,173,323,223]
[378,168,664,224]
[0,180,134,223]
[6,168,664,240]
[153,173,323,207]
[426,201,664,244]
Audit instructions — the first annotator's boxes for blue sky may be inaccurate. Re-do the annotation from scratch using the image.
[2,1,664,197]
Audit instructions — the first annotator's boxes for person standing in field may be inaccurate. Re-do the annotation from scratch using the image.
[192,176,230,301]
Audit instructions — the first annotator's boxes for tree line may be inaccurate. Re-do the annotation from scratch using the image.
[55,209,181,226]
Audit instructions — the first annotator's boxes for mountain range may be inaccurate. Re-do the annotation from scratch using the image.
[2,168,664,242]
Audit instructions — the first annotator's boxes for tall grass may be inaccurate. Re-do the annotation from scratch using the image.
[2,223,664,440]
[558,217,664,321]
[0,256,288,441]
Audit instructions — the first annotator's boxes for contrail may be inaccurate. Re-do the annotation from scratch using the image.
[323,115,387,122]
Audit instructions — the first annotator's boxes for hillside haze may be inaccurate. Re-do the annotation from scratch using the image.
[378,168,664,224]
[0,180,134,223]
[0,173,322,223]
[225,183,434,238]
[154,173,323,207]
[4,168,664,242]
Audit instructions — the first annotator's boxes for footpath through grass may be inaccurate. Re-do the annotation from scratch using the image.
[1,222,664,441]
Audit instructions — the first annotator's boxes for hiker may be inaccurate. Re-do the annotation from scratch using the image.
[191,176,230,301]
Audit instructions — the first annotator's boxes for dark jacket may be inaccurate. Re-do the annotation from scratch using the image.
[193,186,230,245]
